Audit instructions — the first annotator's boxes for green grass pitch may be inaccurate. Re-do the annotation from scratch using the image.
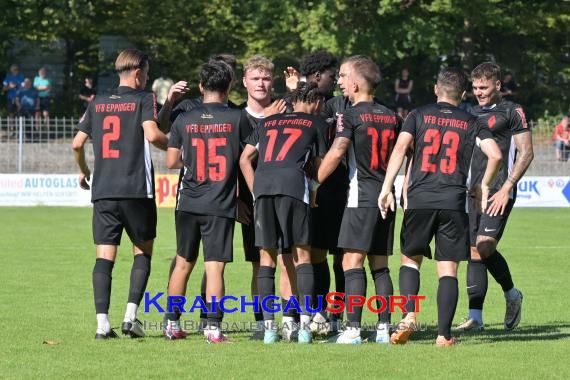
[1,207,569,379]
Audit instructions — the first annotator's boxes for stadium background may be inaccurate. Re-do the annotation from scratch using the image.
[1,0,569,378]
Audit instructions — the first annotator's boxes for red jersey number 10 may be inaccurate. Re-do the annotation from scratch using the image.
[102,115,121,159]
[421,129,460,174]
[368,127,395,170]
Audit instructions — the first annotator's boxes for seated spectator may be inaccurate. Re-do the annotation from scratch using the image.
[79,75,96,111]
[552,115,570,161]
[34,67,52,126]
[500,72,518,102]
[2,64,24,117]
[16,78,39,118]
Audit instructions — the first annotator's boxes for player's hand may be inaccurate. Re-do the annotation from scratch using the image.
[378,191,395,219]
[310,191,318,208]
[237,199,252,225]
[486,188,509,216]
[79,171,91,190]
[480,185,490,213]
[264,99,287,117]
[283,67,301,92]
[167,81,189,103]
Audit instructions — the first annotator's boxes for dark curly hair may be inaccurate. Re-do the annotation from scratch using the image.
[300,50,338,77]
[287,81,324,104]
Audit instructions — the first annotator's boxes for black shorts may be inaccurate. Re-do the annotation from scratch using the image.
[39,97,50,112]
[92,198,157,246]
[311,197,345,252]
[400,209,468,261]
[254,195,310,250]
[176,211,234,262]
[468,196,515,246]
[338,207,395,255]
[7,100,17,115]
[241,222,260,262]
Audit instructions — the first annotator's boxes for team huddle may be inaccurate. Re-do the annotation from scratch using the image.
[72,48,534,346]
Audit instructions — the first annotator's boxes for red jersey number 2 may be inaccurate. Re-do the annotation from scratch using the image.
[102,115,120,159]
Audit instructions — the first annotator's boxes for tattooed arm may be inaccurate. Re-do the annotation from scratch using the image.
[317,136,350,184]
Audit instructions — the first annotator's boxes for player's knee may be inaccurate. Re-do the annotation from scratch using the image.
[310,248,327,264]
[342,251,365,270]
[368,255,388,272]
[475,238,496,258]
[400,254,422,269]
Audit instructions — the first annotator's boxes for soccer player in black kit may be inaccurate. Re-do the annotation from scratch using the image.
[317,55,400,344]
[164,60,250,343]
[379,67,502,346]
[456,62,533,333]
[72,49,168,339]
[240,82,327,344]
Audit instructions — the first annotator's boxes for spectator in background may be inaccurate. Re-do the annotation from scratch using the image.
[500,72,518,102]
[79,75,96,111]
[552,115,570,161]
[34,67,52,127]
[394,68,413,119]
[2,64,24,117]
[15,78,39,118]
[152,71,174,110]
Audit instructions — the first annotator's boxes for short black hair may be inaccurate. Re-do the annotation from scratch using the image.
[199,60,233,92]
[437,67,468,100]
[212,53,237,72]
[287,81,324,104]
[300,50,338,77]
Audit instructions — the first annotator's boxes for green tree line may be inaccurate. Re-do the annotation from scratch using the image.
[2,0,569,118]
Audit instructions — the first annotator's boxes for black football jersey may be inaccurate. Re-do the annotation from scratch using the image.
[170,97,239,124]
[246,112,327,203]
[237,107,265,205]
[336,101,401,208]
[77,86,158,201]
[403,102,494,211]
[169,103,250,218]
[469,100,530,198]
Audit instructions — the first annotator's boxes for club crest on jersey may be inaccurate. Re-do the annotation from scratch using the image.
[336,113,344,132]
[201,113,213,119]
[515,107,528,129]
[487,115,497,129]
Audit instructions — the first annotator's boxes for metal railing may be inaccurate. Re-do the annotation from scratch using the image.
[0,116,567,174]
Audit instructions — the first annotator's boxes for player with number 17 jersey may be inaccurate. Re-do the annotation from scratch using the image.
[77,87,158,200]
[247,112,327,207]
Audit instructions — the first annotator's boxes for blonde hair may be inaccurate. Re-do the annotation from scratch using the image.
[243,55,274,75]
[115,49,148,74]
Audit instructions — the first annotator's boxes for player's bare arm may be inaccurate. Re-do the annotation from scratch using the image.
[239,144,259,193]
[71,130,91,190]
[157,80,189,133]
[378,131,413,218]
[488,131,533,217]
[478,138,503,212]
[317,136,350,183]
[401,152,413,211]
[166,147,183,169]
[143,120,168,151]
